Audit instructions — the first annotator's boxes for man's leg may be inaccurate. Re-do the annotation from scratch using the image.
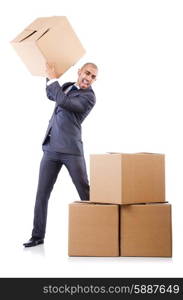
[32,152,62,238]
[63,154,89,200]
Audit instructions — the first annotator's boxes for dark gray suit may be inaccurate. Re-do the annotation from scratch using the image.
[32,80,96,238]
[43,80,96,155]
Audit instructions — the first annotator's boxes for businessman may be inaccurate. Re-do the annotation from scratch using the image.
[23,62,98,247]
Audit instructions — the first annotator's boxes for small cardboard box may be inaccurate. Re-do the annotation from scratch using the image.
[90,153,165,204]
[68,202,119,257]
[10,16,85,76]
[120,203,172,257]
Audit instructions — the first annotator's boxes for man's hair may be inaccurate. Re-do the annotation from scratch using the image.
[81,62,98,71]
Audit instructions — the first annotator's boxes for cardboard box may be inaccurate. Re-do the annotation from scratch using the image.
[11,16,85,76]
[120,203,172,257]
[68,202,172,257]
[90,153,165,204]
[68,202,119,256]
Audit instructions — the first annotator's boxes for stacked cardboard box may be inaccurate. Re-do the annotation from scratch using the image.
[68,153,172,257]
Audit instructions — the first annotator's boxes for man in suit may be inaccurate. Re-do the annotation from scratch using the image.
[23,62,98,247]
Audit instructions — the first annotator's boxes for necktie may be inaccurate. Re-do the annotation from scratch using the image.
[64,84,78,94]
[69,84,78,92]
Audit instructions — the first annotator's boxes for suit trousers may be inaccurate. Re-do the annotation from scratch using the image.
[32,150,89,238]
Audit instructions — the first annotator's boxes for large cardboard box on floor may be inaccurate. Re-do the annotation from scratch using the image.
[120,203,172,257]
[68,202,119,257]
[90,153,165,204]
[68,202,172,257]
[11,16,85,76]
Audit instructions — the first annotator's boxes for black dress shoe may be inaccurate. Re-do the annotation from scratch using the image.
[23,237,44,247]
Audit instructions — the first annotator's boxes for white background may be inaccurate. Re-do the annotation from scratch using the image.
[0,0,183,277]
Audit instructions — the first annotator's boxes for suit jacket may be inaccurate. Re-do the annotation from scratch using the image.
[42,80,96,155]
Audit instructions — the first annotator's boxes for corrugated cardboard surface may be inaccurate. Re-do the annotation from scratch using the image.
[68,202,119,257]
[90,154,121,204]
[122,153,165,204]
[120,203,172,257]
[11,16,85,76]
[90,153,165,205]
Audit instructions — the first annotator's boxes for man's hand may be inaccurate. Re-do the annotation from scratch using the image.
[45,62,60,79]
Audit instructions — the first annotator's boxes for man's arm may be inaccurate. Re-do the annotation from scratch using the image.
[46,81,96,113]
[45,62,60,101]
[46,78,56,101]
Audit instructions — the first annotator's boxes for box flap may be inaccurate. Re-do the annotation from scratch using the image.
[12,27,51,43]
[35,27,50,41]
[134,152,164,155]
[106,152,120,154]
[106,152,164,155]
[12,30,37,42]
[72,201,118,206]
[11,15,61,43]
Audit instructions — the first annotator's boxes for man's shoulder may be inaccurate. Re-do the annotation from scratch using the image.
[63,82,75,90]
[80,86,95,96]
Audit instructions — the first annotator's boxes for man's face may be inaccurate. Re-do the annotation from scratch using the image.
[77,65,97,89]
